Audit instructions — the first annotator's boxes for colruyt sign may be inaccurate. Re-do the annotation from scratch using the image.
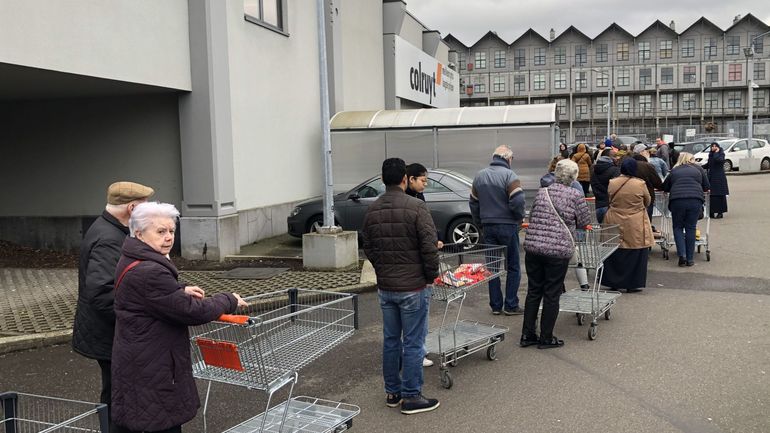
[394,36,459,108]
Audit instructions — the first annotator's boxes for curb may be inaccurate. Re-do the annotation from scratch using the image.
[0,330,72,355]
[725,170,770,176]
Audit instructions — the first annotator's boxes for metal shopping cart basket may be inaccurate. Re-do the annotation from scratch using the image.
[0,392,108,433]
[425,243,508,389]
[560,224,622,340]
[652,190,672,259]
[695,194,711,261]
[189,288,359,433]
[584,197,598,225]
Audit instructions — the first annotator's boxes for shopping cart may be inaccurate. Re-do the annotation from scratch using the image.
[189,288,359,433]
[0,391,108,432]
[696,193,711,261]
[584,197,598,225]
[559,224,622,340]
[425,243,508,389]
[652,190,672,259]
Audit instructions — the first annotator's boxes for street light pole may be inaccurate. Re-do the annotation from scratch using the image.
[746,30,770,162]
[315,0,338,231]
[593,68,611,139]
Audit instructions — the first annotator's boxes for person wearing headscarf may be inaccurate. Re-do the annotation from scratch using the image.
[663,152,710,266]
[705,142,729,218]
[601,158,654,292]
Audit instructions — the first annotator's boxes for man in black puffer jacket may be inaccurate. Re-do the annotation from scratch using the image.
[590,149,620,223]
[362,158,440,415]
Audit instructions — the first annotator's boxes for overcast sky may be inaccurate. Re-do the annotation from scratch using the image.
[403,0,770,45]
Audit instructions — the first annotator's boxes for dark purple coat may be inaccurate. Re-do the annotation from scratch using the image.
[111,237,237,432]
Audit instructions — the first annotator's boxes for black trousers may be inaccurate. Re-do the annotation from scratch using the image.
[522,253,570,340]
[579,181,590,196]
[97,359,112,409]
[111,424,182,433]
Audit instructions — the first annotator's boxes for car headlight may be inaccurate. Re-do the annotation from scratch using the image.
[290,206,301,217]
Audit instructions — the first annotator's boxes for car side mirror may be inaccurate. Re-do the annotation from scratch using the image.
[348,193,360,201]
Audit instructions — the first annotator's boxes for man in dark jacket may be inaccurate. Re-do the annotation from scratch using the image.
[362,158,440,415]
[470,145,525,315]
[72,181,154,414]
[631,152,664,223]
[590,149,620,223]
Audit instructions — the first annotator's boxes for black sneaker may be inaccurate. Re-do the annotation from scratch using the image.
[491,310,502,315]
[519,334,539,347]
[678,256,686,267]
[386,393,401,408]
[503,306,524,316]
[400,394,440,415]
[537,336,565,349]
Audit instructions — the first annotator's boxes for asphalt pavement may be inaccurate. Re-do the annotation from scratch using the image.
[1,175,769,433]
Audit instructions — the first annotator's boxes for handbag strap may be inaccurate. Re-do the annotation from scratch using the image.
[545,187,576,249]
[115,260,141,290]
[609,177,632,206]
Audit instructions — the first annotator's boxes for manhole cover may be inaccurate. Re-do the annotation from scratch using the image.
[213,267,289,280]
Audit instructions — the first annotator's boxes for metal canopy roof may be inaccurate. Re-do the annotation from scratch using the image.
[330,104,557,130]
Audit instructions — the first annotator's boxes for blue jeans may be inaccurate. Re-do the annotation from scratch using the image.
[379,287,430,397]
[670,198,701,262]
[482,223,521,311]
[596,206,608,224]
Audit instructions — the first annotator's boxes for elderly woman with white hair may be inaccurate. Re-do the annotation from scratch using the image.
[521,159,591,349]
[110,202,247,433]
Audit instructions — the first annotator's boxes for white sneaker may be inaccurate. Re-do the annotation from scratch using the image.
[422,357,434,367]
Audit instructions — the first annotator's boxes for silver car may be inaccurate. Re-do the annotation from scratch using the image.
[287,169,480,245]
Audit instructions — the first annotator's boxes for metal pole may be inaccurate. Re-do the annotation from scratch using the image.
[315,0,338,231]
[607,79,611,138]
[748,52,754,160]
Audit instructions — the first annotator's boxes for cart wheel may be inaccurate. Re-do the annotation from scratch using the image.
[588,324,597,340]
[449,353,458,367]
[440,370,453,389]
[334,419,353,432]
[486,345,497,361]
[576,313,585,326]
[663,250,669,260]
[604,309,611,320]
[706,251,711,261]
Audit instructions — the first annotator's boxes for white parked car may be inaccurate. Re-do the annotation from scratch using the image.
[693,138,770,171]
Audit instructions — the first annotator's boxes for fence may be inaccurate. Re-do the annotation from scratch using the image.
[568,118,770,144]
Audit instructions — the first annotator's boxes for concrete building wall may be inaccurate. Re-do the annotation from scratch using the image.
[0,0,191,90]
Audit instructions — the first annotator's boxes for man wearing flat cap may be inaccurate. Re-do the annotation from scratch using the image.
[72,181,154,418]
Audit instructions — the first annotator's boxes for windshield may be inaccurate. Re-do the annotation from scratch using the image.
[444,171,473,186]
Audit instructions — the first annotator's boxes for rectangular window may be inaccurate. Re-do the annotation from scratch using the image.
[755,62,766,81]
[575,45,587,65]
[704,38,717,58]
[554,46,566,65]
[555,98,567,115]
[659,40,672,59]
[596,73,608,88]
[596,96,608,113]
[514,48,526,69]
[754,35,765,54]
[727,90,742,108]
[617,69,630,86]
[513,99,527,105]
[617,42,629,61]
[755,89,766,108]
[575,98,588,118]
[244,0,285,31]
[575,71,587,90]
[681,39,695,58]
[514,75,526,92]
[705,92,719,110]
[475,52,487,69]
[660,94,673,111]
[682,93,697,111]
[639,68,652,86]
[534,48,546,66]
[596,44,608,63]
[683,66,696,83]
[492,100,507,106]
[639,94,652,112]
[706,65,719,83]
[554,72,567,90]
[727,35,740,55]
[617,95,630,112]
[494,50,506,68]
[638,41,650,62]
[459,53,467,70]
[493,75,505,92]
[533,73,546,90]
[729,64,742,81]
[661,67,673,85]
[473,83,486,93]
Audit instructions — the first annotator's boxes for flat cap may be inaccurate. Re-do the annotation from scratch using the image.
[107,181,154,205]
[633,143,648,154]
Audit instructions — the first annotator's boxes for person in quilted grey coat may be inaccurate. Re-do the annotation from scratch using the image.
[111,202,247,433]
[521,159,591,349]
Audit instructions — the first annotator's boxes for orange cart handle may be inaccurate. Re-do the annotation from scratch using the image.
[218,314,252,325]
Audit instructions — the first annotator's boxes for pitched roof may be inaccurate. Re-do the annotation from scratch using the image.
[636,19,678,38]
[470,30,508,48]
[510,28,549,46]
[552,25,591,43]
[725,13,770,33]
[443,33,468,49]
[679,16,723,35]
[593,22,634,41]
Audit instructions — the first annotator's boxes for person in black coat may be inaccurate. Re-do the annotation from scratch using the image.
[111,202,247,433]
[72,181,154,415]
[663,153,710,267]
[705,142,729,218]
[589,148,620,223]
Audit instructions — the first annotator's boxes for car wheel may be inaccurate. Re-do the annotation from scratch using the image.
[447,217,480,246]
[723,159,733,172]
[761,158,770,171]
[305,215,324,233]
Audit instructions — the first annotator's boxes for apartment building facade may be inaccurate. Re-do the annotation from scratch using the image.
[443,14,770,143]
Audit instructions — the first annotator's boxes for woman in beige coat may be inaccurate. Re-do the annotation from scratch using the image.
[570,143,593,195]
[602,158,654,292]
